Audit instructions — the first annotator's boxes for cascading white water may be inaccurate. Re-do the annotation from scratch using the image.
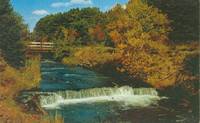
[39,86,164,109]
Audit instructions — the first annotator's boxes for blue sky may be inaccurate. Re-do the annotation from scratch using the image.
[11,0,128,31]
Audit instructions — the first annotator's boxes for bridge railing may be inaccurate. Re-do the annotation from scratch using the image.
[27,42,54,52]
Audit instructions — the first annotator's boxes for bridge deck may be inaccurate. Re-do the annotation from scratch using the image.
[26,42,54,53]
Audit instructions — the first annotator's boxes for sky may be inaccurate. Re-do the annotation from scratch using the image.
[11,0,128,32]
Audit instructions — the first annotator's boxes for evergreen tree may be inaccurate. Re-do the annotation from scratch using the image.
[148,0,199,42]
[0,0,26,67]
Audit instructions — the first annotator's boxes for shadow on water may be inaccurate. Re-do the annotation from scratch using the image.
[19,60,198,123]
[39,60,118,91]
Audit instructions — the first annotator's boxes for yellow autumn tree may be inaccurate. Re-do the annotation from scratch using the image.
[106,4,129,46]
[126,0,171,43]
[106,0,181,88]
[107,0,171,46]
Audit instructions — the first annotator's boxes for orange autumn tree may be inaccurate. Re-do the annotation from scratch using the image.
[106,0,181,88]
[61,28,79,44]
[88,25,105,43]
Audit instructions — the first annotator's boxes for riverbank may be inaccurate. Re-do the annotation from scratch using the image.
[62,43,198,88]
[0,56,63,123]
[62,45,149,87]
[61,42,199,117]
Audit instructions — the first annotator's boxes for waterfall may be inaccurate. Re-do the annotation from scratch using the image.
[39,86,164,109]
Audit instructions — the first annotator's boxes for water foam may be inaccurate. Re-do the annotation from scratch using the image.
[39,86,164,109]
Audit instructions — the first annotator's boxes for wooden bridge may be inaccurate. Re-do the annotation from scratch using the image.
[26,42,54,57]
[26,42,54,52]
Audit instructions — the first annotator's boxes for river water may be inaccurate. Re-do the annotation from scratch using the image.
[21,60,198,123]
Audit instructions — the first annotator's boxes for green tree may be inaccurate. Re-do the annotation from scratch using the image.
[0,0,27,67]
[148,0,199,42]
[53,27,79,59]
[34,7,106,44]
[34,13,64,41]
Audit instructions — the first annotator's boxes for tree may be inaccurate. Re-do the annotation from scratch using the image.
[34,7,106,44]
[106,0,171,46]
[34,13,64,41]
[0,0,27,67]
[53,27,79,59]
[88,25,106,43]
[105,0,176,88]
[148,0,199,42]
[106,4,129,45]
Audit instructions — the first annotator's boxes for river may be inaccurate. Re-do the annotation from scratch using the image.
[20,60,198,123]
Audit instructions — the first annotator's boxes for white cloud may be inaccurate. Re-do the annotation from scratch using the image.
[70,0,92,4]
[32,10,49,15]
[51,2,69,8]
[51,0,92,8]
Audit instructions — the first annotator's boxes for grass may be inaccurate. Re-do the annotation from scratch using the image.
[0,56,64,123]
[0,56,41,97]
[62,45,119,67]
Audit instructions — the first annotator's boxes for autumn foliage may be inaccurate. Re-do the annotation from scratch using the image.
[106,0,171,47]
[88,25,106,43]
[61,0,198,89]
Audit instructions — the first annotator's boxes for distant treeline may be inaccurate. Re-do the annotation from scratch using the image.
[34,0,199,44]
[34,7,109,45]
